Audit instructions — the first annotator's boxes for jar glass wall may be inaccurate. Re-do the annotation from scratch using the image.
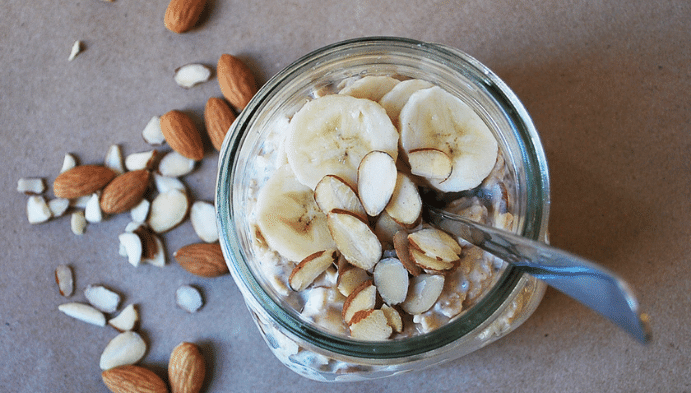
[216,37,550,382]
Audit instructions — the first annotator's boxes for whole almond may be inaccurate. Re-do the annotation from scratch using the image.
[102,364,168,393]
[100,170,151,214]
[217,54,257,111]
[204,97,236,151]
[164,0,208,34]
[160,110,204,161]
[53,165,117,199]
[174,242,228,277]
[169,342,206,393]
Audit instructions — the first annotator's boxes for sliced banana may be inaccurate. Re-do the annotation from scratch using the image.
[255,164,336,262]
[339,75,401,102]
[285,94,399,190]
[399,86,498,192]
[379,79,434,128]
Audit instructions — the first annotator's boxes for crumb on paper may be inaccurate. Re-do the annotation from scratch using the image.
[68,40,82,61]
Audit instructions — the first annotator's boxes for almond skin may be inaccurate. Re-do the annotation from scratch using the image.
[160,110,204,161]
[101,364,168,393]
[204,97,236,151]
[217,54,257,111]
[53,165,117,199]
[100,170,151,214]
[169,342,206,393]
[174,242,228,277]
[164,0,208,34]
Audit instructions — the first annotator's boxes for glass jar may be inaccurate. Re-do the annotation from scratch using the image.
[216,37,550,382]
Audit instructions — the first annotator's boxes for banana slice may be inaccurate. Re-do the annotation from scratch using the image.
[379,79,434,128]
[285,94,399,190]
[399,86,498,192]
[339,75,401,102]
[255,164,336,262]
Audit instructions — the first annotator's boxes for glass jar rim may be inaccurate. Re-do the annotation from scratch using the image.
[216,36,550,360]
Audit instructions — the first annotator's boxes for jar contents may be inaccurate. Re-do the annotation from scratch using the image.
[246,75,517,340]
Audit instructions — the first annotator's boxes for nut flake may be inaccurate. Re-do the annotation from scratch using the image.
[26,195,52,224]
[84,284,122,313]
[289,249,338,291]
[348,309,392,341]
[55,264,74,297]
[373,257,409,305]
[58,302,106,326]
[17,178,45,195]
[357,150,397,217]
[176,285,203,313]
[190,200,218,243]
[174,63,212,88]
[108,304,140,332]
[99,331,147,370]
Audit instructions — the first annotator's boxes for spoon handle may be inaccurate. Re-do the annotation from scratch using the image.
[426,207,652,344]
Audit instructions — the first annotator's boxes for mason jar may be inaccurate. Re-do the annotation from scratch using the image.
[216,37,550,382]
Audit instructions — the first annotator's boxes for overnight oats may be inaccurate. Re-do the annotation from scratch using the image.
[216,37,550,381]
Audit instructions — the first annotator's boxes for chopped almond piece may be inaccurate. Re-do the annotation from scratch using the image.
[342,279,376,323]
[289,249,338,291]
[348,309,392,341]
[314,175,367,221]
[327,210,382,271]
[357,151,397,217]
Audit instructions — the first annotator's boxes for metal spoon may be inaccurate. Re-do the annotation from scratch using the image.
[425,205,652,344]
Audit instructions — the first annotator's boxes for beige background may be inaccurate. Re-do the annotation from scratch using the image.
[2,0,690,391]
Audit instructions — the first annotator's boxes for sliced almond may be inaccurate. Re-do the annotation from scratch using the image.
[84,192,103,223]
[125,150,159,171]
[289,249,338,291]
[17,178,45,195]
[381,303,403,333]
[169,342,206,393]
[153,173,187,194]
[176,285,203,313]
[71,210,87,235]
[204,97,236,151]
[55,264,74,297]
[341,279,376,323]
[174,242,228,277]
[373,257,409,305]
[130,198,150,223]
[58,302,106,326]
[100,169,151,215]
[99,331,147,370]
[357,150,397,217]
[53,165,117,199]
[337,257,370,297]
[400,274,445,315]
[314,174,367,221]
[158,151,196,177]
[160,110,205,161]
[148,188,189,233]
[142,115,165,145]
[60,153,78,173]
[408,227,462,263]
[84,284,121,313]
[108,304,140,332]
[104,144,125,175]
[26,195,52,224]
[348,309,392,341]
[119,232,143,267]
[385,172,422,227]
[408,148,453,180]
[392,230,421,276]
[190,200,218,243]
[327,210,382,271]
[217,54,257,110]
[102,365,168,393]
[174,63,211,88]
[373,210,407,246]
[409,247,454,272]
[48,198,70,217]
